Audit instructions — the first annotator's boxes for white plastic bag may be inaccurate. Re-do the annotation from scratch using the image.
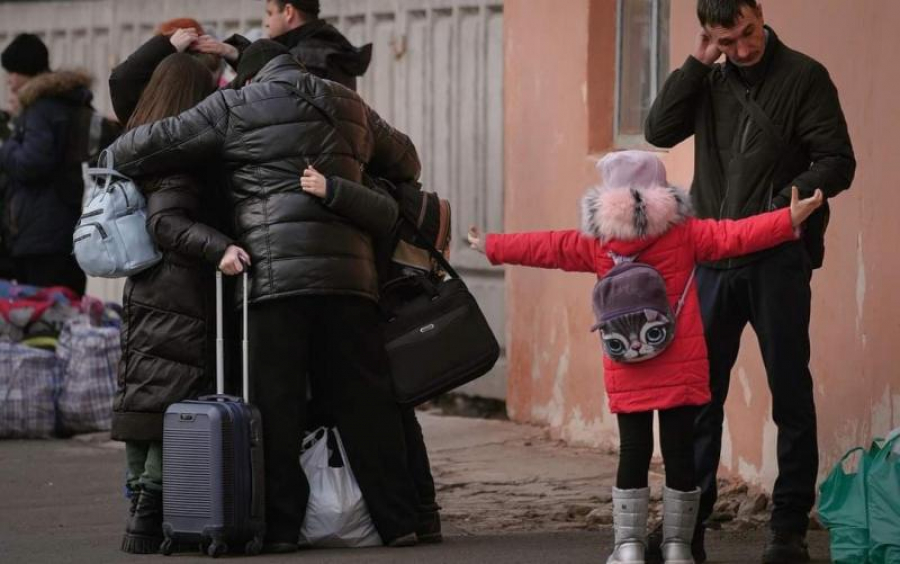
[298,427,382,548]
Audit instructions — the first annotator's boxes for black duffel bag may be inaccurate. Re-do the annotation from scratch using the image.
[380,234,500,408]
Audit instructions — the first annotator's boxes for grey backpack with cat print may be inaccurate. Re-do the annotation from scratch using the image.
[590,254,695,364]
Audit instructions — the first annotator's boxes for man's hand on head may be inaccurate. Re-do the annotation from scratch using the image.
[693,29,723,66]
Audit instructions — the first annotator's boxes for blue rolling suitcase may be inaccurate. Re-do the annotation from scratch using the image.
[160,271,265,557]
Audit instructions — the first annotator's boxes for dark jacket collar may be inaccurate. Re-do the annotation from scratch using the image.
[725,25,779,87]
[273,20,372,77]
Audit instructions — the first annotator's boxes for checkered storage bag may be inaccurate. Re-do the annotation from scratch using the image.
[55,320,121,435]
[0,342,60,438]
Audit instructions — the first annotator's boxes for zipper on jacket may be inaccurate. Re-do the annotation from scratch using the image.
[738,89,754,153]
[719,88,754,221]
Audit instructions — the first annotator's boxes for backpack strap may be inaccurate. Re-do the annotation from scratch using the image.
[723,73,790,153]
[608,251,638,265]
[674,267,697,318]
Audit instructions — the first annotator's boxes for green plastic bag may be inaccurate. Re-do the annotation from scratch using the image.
[819,446,871,564]
[868,429,900,564]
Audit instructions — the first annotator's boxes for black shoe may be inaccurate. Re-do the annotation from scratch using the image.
[762,530,810,563]
[121,488,163,554]
[387,532,418,547]
[417,508,443,544]
[647,522,706,564]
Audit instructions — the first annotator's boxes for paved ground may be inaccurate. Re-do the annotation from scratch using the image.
[0,412,831,563]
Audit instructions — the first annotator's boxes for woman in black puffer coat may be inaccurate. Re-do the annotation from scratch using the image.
[108,51,249,555]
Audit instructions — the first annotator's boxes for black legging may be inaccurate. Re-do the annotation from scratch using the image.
[616,406,698,492]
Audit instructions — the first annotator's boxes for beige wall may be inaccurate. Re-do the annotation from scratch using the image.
[504,0,900,488]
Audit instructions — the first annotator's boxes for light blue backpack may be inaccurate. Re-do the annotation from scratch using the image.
[73,150,161,278]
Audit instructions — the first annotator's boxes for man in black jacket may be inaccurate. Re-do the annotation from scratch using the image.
[196,0,372,92]
[195,7,444,542]
[645,1,855,563]
[109,41,419,552]
[0,34,90,295]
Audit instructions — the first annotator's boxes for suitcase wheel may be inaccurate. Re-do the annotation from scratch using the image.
[159,538,173,556]
[207,540,228,558]
[245,537,264,556]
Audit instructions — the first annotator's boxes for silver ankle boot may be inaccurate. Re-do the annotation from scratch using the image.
[606,487,649,564]
[662,487,701,564]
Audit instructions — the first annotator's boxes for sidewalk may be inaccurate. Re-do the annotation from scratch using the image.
[0,412,830,563]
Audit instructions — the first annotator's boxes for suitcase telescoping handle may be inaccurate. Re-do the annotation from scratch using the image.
[214,269,250,402]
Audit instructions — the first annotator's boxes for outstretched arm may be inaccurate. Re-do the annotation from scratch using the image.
[470,228,596,273]
[691,188,823,261]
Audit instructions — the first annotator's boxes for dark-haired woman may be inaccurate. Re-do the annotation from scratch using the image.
[109,52,247,554]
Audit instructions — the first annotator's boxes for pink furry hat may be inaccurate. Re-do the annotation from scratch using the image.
[581,151,692,241]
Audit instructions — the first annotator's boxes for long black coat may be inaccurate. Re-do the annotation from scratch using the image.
[108,37,243,437]
[111,174,233,441]
[109,54,420,305]
[0,71,93,257]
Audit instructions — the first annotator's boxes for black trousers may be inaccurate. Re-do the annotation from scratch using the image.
[694,243,817,533]
[248,295,418,543]
[13,254,86,295]
[617,406,698,492]
[308,369,438,517]
[401,408,438,514]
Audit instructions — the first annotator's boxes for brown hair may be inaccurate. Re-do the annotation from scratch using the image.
[155,18,205,37]
[127,53,216,131]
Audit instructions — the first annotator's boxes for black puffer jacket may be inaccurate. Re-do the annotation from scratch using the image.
[109,54,420,304]
[112,174,233,441]
[0,71,93,257]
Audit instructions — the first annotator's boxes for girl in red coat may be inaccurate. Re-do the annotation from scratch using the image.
[467,151,823,564]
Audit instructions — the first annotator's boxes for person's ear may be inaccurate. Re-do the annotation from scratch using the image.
[283,3,297,24]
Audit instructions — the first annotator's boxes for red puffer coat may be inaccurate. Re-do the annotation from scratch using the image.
[486,184,798,414]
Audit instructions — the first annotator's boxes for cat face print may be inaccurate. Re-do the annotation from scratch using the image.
[599,308,674,363]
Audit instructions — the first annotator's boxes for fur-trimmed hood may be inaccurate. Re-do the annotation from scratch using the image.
[16,70,93,109]
[581,183,693,241]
